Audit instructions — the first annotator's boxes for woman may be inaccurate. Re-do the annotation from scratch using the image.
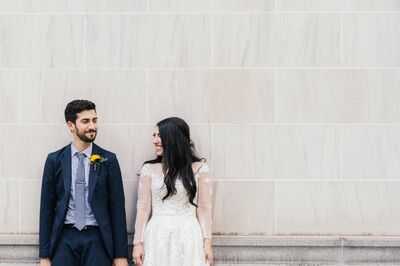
[132,117,213,266]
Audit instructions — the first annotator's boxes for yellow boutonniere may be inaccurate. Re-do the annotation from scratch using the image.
[89,154,108,171]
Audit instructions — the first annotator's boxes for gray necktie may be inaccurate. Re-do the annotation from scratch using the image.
[75,153,86,231]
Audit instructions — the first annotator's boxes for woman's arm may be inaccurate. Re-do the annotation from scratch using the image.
[196,164,212,240]
[133,164,152,245]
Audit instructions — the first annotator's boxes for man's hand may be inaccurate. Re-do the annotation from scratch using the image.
[40,257,51,266]
[113,258,128,266]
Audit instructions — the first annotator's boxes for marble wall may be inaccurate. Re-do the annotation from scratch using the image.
[0,0,400,238]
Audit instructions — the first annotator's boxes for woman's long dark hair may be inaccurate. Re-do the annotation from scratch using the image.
[144,117,203,207]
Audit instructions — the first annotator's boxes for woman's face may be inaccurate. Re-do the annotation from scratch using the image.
[152,126,163,156]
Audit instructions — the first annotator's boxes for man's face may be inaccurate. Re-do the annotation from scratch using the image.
[68,110,98,143]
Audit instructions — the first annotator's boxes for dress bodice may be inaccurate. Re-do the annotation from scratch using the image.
[133,162,212,244]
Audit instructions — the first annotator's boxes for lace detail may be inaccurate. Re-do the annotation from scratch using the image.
[133,162,212,266]
[195,163,212,239]
[197,163,210,174]
[140,163,152,177]
[133,164,152,244]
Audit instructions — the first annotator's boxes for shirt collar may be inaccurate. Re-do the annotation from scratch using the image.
[71,142,93,159]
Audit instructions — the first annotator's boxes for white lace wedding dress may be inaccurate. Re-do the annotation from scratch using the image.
[133,162,212,266]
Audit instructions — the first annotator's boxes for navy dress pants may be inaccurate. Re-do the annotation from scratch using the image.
[52,226,112,266]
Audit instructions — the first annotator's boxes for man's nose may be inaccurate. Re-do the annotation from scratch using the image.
[88,121,96,129]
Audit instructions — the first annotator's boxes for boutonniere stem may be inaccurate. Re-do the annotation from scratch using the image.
[89,154,108,171]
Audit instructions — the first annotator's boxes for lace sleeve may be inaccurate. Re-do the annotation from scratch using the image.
[133,164,152,244]
[196,163,212,240]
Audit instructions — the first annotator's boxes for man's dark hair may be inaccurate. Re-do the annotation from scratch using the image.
[64,100,96,123]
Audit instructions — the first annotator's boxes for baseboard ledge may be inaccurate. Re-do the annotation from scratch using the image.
[1,235,400,265]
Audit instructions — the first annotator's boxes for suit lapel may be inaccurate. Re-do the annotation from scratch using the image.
[61,144,72,195]
[89,143,101,202]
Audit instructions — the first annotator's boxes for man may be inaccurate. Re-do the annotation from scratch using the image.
[39,100,129,266]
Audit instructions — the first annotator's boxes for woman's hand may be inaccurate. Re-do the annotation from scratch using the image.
[132,243,145,266]
[203,238,214,265]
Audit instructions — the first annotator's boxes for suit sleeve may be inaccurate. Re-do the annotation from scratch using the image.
[39,155,57,258]
[107,154,128,258]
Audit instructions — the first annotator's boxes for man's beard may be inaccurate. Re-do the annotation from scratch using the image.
[76,128,97,143]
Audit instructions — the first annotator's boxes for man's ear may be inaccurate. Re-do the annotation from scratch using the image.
[67,121,75,133]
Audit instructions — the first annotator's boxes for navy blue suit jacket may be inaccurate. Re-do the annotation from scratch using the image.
[39,143,128,259]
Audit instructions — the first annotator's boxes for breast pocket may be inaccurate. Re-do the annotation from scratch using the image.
[93,173,108,193]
